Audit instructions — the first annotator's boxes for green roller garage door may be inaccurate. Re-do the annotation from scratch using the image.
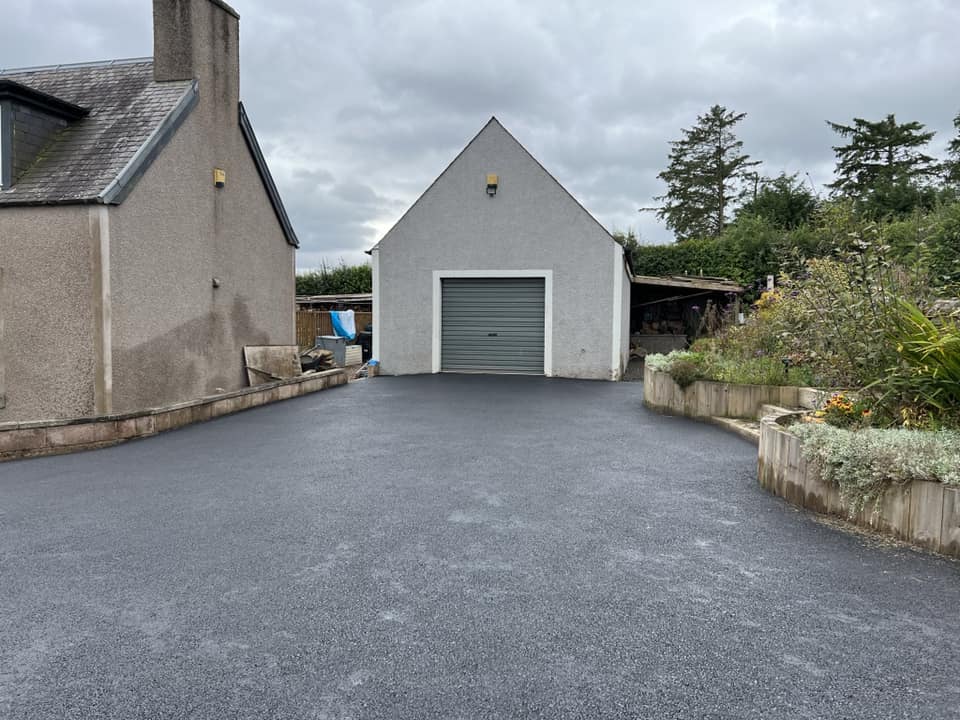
[441,277,545,374]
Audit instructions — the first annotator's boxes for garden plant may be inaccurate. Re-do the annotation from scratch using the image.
[645,208,960,513]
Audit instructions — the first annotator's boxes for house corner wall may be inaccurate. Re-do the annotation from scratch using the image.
[0,206,98,421]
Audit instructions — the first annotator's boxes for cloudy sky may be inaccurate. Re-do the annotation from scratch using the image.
[3,0,959,269]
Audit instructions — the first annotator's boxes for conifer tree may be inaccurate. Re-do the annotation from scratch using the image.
[827,114,939,216]
[655,105,760,241]
[945,111,960,186]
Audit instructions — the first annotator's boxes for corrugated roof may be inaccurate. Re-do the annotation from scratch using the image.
[0,58,194,205]
[632,275,745,293]
[296,293,372,304]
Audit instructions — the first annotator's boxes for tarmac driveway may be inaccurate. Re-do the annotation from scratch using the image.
[1,375,958,719]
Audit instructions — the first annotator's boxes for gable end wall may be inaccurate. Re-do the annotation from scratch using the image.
[107,92,294,412]
[378,122,619,379]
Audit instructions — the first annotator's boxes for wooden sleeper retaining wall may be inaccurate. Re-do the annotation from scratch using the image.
[758,414,960,559]
[643,365,823,419]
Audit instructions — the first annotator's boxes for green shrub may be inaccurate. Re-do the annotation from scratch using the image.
[296,261,372,295]
[707,354,815,387]
[669,359,703,389]
[791,423,960,512]
[643,352,674,373]
[645,351,706,388]
[920,202,960,291]
[646,349,813,387]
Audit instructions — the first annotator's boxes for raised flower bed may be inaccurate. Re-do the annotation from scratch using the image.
[643,364,822,420]
[759,411,960,558]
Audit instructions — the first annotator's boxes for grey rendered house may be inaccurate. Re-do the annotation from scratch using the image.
[0,0,297,421]
[371,118,631,380]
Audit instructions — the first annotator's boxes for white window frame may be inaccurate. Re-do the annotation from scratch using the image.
[432,269,553,376]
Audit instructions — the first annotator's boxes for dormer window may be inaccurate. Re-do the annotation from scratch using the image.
[0,79,88,189]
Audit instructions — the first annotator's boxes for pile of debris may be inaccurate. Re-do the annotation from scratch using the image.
[299,347,336,372]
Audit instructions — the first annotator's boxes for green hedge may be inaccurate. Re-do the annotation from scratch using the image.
[296,262,372,295]
[630,217,780,289]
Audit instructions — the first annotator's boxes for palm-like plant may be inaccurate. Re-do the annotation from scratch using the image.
[878,301,960,425]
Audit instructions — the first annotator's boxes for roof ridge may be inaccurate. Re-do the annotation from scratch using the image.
[0,56,152,75]
[492,120,617,244]
[369,118,500,252]
[370,116,617,253]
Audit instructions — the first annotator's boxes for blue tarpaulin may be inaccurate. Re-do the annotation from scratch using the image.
[330,310,357,340]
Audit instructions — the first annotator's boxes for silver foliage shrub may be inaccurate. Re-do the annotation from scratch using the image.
[792,423,960,511]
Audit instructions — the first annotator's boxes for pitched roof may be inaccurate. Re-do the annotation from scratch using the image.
[239,102,299,248]
[0,58,195,206]
[370,116,618,252]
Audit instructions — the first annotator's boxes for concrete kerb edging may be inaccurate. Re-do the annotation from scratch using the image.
[0,369,348,462]
[642,365,824,420]
[758,412,960,560]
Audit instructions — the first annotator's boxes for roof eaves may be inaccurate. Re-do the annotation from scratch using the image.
[632,274,745,293]
[209,0,240,19]
[0,78,89,120]
[238,101,299,248]
[98,80,199,205]
[368,116,500,253]
[491,118,617,246]
[369,116,617,253]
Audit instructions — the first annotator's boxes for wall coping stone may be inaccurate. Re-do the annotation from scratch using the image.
[0,369,347,462]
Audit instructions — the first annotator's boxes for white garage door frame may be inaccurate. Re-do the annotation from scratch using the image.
[432,269,553,376]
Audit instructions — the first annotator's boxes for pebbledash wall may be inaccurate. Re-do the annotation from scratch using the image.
[108,54,295,414]
[0,207,100,418]
[0,0,295,422]
[372,118,631,380]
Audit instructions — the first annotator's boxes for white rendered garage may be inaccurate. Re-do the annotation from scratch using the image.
[370,117,631,380]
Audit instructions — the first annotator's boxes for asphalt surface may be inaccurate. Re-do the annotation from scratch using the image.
[1,374,958,719]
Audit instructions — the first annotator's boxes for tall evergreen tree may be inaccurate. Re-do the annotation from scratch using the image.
[655,105,760,241]
[736,172,818,230]
[827,114,939,217]
[945,110,960,186]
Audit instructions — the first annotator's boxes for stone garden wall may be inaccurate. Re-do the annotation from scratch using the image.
[0,369,346,462]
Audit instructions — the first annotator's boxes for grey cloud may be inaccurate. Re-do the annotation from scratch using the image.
[4,0,959,261]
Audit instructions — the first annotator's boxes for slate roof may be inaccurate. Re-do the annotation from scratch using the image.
[0,58,194,205]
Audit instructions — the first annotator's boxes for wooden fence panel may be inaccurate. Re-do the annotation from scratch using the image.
[296,311,373,350]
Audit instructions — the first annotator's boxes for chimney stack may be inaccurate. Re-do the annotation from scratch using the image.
[153,0,240,110]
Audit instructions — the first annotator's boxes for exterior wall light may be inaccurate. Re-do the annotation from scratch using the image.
[486,173,498,196]
[214,168,226,188]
